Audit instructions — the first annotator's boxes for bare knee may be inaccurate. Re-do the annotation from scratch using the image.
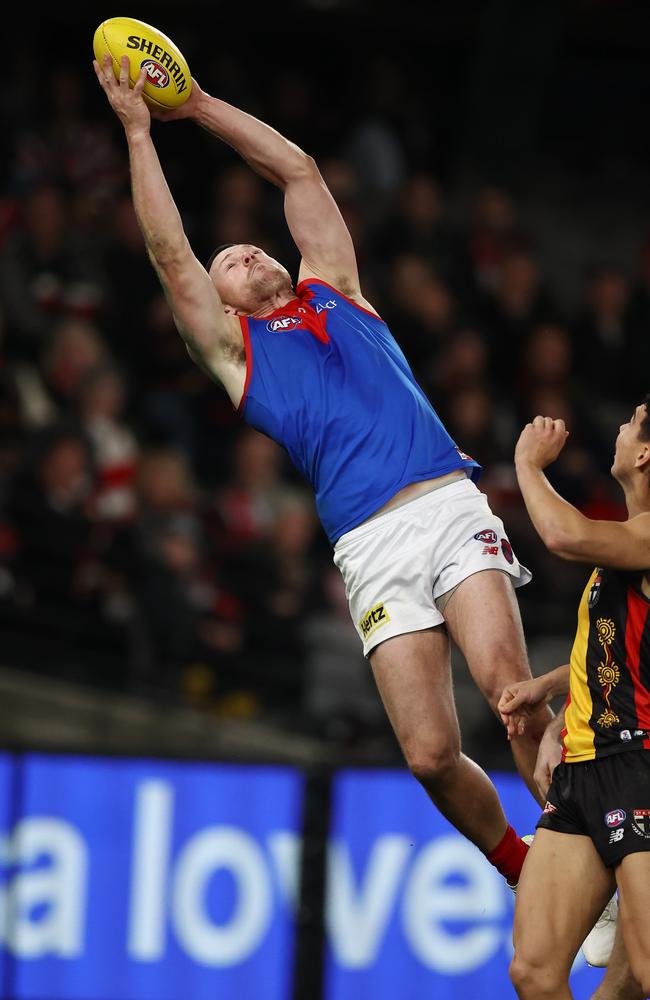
[404,740,460,790]
[510,952,567,999]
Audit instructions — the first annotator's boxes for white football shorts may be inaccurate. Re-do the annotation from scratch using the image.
[333,477,532,656]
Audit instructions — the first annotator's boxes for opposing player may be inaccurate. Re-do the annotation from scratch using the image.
[499,405,650,999]
[93,53,552,890]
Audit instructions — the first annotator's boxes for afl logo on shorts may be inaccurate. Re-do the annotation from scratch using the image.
[501,538,514,564]
[474,529,497,545]
[267,316,303,333]
[604,808,626,828]
[141,59,170,88]
[588,570,602,608]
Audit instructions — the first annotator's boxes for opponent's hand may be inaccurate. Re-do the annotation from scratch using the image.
[498,676,553,740]
[533,721,563,800]
[514,415,569,470]
[148,78,204,122]
[93,54,150,137]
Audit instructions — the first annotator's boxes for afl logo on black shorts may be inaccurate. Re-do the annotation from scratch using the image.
[501,538,514,564]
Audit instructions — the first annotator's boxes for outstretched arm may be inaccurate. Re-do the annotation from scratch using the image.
[93,56,245,403]
[514,416,650,569]
[498,664,569,739]
[153,82,364,301]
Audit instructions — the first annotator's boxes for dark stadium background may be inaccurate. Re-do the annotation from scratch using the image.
[1,3,650,997]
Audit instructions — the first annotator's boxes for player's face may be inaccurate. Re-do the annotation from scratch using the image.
[612,403,648,479]
[209,244,292,313]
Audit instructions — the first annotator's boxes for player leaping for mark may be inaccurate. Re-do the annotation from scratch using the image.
[94,51,550,893]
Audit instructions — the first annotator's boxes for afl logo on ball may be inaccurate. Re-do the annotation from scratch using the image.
[140,59,170,88]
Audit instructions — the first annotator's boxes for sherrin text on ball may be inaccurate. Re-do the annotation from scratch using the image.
[93,16,192,110]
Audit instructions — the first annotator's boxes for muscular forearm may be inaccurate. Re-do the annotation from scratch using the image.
[126,129,189,266]
[515,460,589,556]
[191,90,311,188]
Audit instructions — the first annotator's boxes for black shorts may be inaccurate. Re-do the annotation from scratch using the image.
[536,750,650,867]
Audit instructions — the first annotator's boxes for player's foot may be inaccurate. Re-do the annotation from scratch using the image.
[507,834,535,893]
[581,892,618,968]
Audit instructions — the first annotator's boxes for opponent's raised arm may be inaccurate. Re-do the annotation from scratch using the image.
[93,56,244,403]
[155,82,363,300]
[514,415,650,569]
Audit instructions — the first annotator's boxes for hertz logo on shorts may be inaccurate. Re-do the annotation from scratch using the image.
[358,602,391,640]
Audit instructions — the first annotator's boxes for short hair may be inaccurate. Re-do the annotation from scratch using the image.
[205,243,237,272]
[639,392,650,442]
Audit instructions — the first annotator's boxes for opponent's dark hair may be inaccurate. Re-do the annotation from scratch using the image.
[205,243,237,272]
[639,392,650,442]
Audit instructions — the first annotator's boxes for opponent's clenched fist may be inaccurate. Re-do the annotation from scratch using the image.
[514,414,569,470]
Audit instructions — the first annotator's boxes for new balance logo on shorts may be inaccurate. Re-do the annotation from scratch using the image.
[358,602,391,640]
[609,828,625,844]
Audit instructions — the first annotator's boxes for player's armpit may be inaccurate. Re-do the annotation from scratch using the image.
[151,250,229,347]
[549,511,650,570]
[151,250,244,377]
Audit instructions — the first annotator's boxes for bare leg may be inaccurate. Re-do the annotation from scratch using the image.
[370,626,510,852]
[510,829,614,999]
[615,853,650,998]
[443,570,553,806]
[591,917,645,1000]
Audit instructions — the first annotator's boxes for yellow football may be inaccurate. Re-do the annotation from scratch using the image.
[93,17,192,111]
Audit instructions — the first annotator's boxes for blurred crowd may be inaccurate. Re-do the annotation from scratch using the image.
[1,51,649,751]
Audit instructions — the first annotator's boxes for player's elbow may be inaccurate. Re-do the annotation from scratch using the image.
[286,149,319,182]
[544,526,581,560]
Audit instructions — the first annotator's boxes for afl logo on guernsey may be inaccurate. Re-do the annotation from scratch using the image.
[266,316,303,333]
[140,59,170,88]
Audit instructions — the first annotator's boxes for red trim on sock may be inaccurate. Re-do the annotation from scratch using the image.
[485,824,529,886]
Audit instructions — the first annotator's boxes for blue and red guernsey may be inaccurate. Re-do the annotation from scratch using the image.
[238,278,481,544]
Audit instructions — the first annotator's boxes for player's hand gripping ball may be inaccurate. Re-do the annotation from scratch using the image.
[93,17,192,111]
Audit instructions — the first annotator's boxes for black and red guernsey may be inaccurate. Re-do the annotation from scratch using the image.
[563,566,650,761]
